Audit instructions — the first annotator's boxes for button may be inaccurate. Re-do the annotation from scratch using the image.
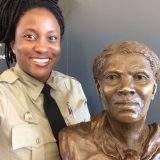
[24,111,32,121]
[36,138,41,144]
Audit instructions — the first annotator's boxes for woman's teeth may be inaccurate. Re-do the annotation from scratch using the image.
[33,58,49,63]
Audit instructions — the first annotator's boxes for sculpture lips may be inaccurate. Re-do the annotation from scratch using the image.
[112,95,143,108]
[115,101,139,105]
[114,101,140,114]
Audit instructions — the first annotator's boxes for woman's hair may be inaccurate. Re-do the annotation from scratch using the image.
[93,41,160,82]
[0,0,64,68]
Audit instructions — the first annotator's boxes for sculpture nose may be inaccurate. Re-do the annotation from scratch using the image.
[117,76,135,96]
[118,87,135,96]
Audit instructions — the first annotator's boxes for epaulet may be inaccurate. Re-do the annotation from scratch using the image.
[52,70,78,81]
[0,69,18,84]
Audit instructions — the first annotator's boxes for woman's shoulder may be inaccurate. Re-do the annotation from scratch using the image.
[51,70,83,89]
[52,70,80,82]
[0,67,18,84]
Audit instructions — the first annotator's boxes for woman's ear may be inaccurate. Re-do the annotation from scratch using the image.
[10,41,15,54]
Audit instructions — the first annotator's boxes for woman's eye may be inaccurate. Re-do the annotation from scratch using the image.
[48,35,57,41]
[24,34,36,40]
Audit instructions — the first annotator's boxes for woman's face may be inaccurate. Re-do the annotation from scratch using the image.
[12,8,61,82]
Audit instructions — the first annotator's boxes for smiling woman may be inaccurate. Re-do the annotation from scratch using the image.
[0,0,90,159]
[12,7,61,82]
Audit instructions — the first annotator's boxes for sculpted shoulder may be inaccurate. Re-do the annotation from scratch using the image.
[59,121,91,140]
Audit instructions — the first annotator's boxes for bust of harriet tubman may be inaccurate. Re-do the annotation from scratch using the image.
[59,41,160,160]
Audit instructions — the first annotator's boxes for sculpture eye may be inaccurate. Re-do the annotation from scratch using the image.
[104,73,120,81]
[133,73,149,82]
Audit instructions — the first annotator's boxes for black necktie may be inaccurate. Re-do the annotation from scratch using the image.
[42,84,67,141]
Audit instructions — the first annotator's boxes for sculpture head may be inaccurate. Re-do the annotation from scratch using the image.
[93,41,160,123]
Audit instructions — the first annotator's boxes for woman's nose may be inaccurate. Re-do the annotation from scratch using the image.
[117,76,135,96]
[34,39,49,53]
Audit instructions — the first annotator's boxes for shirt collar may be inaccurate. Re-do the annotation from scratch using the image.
[14,64,44,100]
[14,64,59,100]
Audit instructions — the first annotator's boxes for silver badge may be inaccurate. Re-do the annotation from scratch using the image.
[24,111,32,121]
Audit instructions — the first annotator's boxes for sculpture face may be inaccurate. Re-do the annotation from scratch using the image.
[97,52,157,123]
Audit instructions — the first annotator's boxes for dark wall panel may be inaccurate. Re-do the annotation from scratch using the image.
[0,0,160,124]
[58,0,160,124]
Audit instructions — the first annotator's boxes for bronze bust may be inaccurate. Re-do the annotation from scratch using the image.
[59,41,160,160]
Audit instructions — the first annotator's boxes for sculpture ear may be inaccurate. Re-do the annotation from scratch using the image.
[95,79,102,99]
[152,83,157,100]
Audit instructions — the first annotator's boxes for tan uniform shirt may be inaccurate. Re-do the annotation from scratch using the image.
[0,64,90,160]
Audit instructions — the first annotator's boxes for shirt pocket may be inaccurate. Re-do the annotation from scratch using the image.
[11,124,56,160]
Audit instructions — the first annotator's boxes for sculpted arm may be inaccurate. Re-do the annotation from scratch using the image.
[59,123,111,160]
[59,128,79,160]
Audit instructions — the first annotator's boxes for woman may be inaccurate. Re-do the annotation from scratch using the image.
[0,0,90,159]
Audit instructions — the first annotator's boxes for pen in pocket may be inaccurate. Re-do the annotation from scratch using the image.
[67,102,76,119]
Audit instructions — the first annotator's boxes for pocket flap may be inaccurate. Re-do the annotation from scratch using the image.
[12,124,56,150]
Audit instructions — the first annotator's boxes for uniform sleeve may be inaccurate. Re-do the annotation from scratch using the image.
[64,78,90,123]
[0,88,8,126]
